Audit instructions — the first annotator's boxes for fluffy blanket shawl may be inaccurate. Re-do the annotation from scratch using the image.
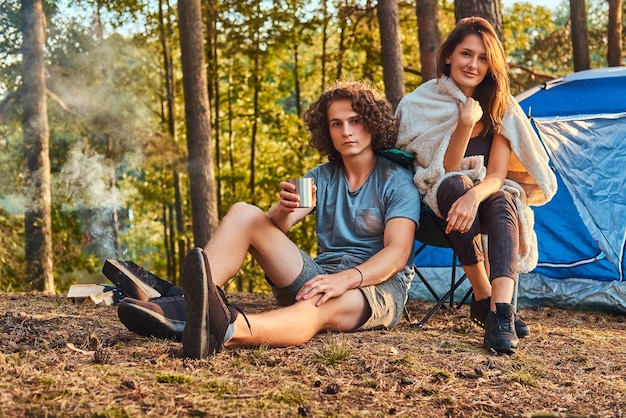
[395,76,557,273]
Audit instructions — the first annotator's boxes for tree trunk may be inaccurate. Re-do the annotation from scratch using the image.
[167,203,176,281]
[415,0,441,82]
[607,0,623,67]
[226,61,237,198]
[321,0,329,91]
[20,0,54,293]
[249,0,261,207]
[250,46,260,206]
[159,0,177,142]
[162,204,172,279]
[293,44,302,117]
[454,0,503,42]
[178,0,219,248]
[173,172,187,282]
[158,0,184,281]
[336,2,347,80]
[570,0,591,72]
[205,0,223,217]
[377,0,405,111]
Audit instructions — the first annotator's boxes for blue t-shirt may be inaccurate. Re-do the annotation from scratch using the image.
[305,156,420,265]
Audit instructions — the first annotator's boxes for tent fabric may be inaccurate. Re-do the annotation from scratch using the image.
[409,67,626,313]
[515,67,626,117]
[532,113,626,281]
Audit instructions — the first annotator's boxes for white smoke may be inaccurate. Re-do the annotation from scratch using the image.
[54,141,125,209]
[53,141,131,258]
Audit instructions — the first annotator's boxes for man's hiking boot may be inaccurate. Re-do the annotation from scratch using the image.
[117,295,186,341]
[181,247,250,359]
[470,296,529,338]
[484,302,519,355]
[103,259,181,301]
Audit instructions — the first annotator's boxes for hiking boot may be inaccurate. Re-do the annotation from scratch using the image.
[470,296,529,338]
[484,303,519,355]
[117,295,186,341]
[181,247,250,359]
[103,259,180,301]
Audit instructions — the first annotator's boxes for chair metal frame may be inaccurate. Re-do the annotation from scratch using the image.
[377,149,476,328]
[406,206,473,328]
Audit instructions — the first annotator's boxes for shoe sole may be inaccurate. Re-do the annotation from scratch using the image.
[485,339,519,355]
[117,300,184,341]
[122,260,177,296]
[103,259,161,301]
[181,248,210,359]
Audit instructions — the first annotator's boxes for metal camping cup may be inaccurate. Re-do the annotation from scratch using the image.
[289,177,315,208]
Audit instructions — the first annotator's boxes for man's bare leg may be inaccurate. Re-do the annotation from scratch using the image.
[203,202,305,288]
[226,289,370,347]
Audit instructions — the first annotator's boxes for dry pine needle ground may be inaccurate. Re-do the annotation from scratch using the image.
[0,292,624,417]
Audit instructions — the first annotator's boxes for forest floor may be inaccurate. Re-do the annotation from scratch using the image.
[0,291,625,417]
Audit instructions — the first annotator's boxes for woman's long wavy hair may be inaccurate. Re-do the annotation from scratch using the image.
[437,17,510,134]
[303,80,396,164]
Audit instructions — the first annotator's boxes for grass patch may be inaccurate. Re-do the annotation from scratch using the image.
[311,334,352,366]
[269,383,309,406]
[430,368,454,382]
[510,368,541,387]
[156,372,193,384]
[203,378,238,395]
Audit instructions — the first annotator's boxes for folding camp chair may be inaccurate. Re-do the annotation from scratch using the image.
[406,204,473,328]
[378,149,474,327]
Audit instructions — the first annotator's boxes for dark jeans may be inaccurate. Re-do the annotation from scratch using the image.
[436,175,519,281]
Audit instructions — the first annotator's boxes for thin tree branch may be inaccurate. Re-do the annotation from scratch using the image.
[508,64,559,81]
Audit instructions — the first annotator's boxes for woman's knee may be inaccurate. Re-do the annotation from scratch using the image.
[437,175,473,212]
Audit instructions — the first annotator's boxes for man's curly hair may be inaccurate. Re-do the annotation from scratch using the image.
[303,80,397,164]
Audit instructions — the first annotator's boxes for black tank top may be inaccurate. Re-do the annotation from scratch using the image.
[464,130,493,167]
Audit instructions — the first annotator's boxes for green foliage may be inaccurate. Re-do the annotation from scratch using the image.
[51,204,102,292]
[0,0,622,292]
[0,208,25,291]
[505,0,616,94]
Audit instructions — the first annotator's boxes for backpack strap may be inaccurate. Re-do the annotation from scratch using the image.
[378,148,416,172]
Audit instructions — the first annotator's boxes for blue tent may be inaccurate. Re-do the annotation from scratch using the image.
[409,67,626,313]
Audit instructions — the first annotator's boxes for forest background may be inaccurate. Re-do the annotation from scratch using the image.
[0,0,623,295]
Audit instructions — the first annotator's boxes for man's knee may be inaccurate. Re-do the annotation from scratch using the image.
[224,202,266,225]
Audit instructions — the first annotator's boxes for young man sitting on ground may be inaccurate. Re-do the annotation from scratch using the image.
[117,80,420,359]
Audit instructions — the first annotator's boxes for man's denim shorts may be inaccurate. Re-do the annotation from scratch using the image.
[269,249,413,330]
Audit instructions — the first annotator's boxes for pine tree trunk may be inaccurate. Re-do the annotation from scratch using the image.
[178,0,219,248]
[607,0,623,67]
[570,0,591,72]
[415,0,441,82]
[21,0,54,293]
[336,2,347,80]
[377,0,405,111]
[206,0,223,218]
[454,0,503,42]
[249,0,261,207]
[321,0,329,92]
